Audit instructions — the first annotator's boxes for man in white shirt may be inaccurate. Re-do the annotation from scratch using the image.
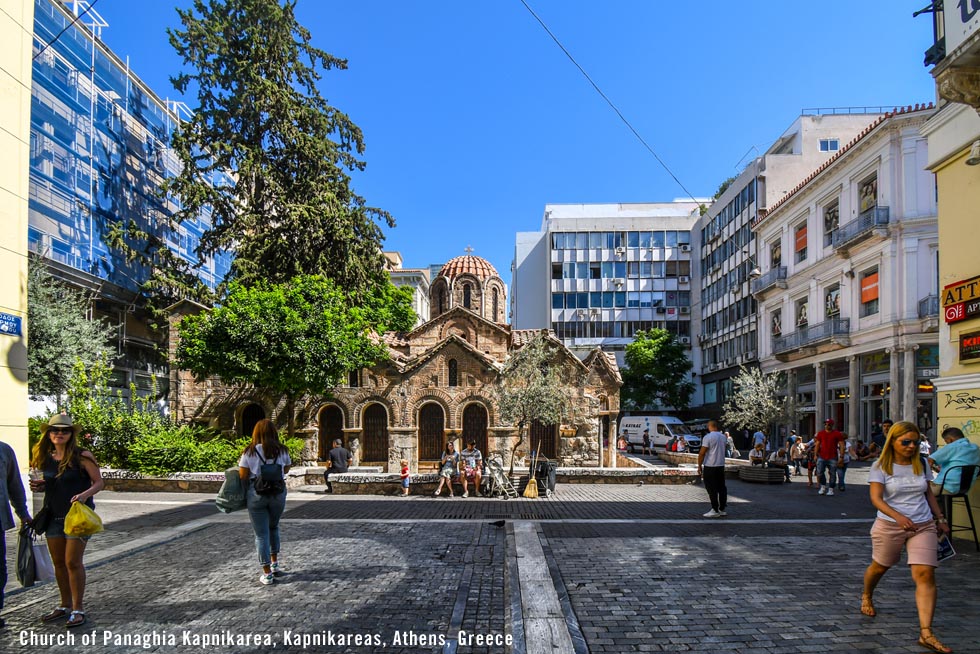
[698,420,728,518]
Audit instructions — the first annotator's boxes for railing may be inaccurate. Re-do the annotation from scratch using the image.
[918,294,939,319]
[832,207,889,250]
[750,266,787,295]
[772,318,850,354]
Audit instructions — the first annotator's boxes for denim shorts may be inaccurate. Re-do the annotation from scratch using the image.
[401,478,410,489]
[45,516,91,542]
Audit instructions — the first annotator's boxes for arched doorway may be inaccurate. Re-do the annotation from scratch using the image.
[530,420,558,460]
[418,403,445,461]
[241,403,265,438]
[318,405,345,461]
[462,403,488,458]
[362,403,389,463]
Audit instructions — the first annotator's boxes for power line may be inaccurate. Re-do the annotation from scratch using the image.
[518,0,703,208]
[34,0,103,61]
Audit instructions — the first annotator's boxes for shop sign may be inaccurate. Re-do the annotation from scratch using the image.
[960,329,980,362]
[0,312,22,337]
[942,274,980,307]
[945,0,980,57]
[944,299,980,324]
[918,368,939,379]
[798,404,816,413]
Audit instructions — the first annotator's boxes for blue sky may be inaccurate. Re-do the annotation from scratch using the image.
[89,1,937,287]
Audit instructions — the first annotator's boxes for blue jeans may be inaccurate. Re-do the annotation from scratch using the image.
[1,526,7,611]
[246,487,286,566]
[816,458,838,488]
[836,462,848,489]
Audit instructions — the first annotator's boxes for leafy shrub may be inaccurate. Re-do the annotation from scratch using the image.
[129,425,240,475]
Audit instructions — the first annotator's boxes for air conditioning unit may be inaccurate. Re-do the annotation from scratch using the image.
[655,306,667,314]
[590,308,600,316]
[680,306,691,314]
[614,247,626,255]
[680,244,691,253]
[698,333,708,343]
[679,336,691,345]
[679,275,690,284]
[612,278,625,286]
[576,309,586,317]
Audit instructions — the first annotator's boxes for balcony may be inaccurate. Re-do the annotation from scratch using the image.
[919,294,939,332]
[832,206,889,252]
[772,318,850,360]
[750,266,787,296]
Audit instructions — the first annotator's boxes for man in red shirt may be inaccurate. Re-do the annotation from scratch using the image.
[814,418,846,496]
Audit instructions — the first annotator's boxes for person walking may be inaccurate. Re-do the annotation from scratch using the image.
[238,419,291,585]
[29,413,104,628]
[814,419,845,496]
[641,428,652,456]
[724,431,737,458]
[399,459,411,497]
[324,438,351,494]
[698,420,727,518]
[1,439,31,628]
[790,438,806,476]
[434,441,460,497]
[861,421,952,654]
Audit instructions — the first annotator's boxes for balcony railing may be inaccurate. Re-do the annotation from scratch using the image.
[772,318,850,355]
[918,294,939,319]
[750,266,787,295]
[832,206,889,250]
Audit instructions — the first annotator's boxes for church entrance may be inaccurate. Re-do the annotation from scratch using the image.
[241,403,265,438]
[418,403,445,461]
[318,405,344,461]
[530,420,557,460]
[462,404,488,458]
[361,403,389,463]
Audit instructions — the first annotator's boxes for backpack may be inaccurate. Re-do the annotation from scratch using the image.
[252,451,285,496]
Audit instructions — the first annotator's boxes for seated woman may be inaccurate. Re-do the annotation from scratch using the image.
[749,442,766,466]
[675,436,688,453]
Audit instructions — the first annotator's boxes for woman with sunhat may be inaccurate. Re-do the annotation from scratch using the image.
[29,413,104,628]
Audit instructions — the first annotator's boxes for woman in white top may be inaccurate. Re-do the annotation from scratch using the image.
[861,421,951,653]
[238,419,292,586]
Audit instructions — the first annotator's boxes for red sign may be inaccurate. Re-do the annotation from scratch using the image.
[945,300,980,324]
[961,329,980,362]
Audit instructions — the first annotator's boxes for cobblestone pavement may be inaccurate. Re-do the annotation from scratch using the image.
[2,469,978,654]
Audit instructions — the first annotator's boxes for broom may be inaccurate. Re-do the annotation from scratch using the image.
[523,440,539,498]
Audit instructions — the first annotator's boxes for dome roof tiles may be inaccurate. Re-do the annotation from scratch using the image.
[436,255,499,282]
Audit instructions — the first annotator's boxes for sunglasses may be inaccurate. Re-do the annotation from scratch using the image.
[898,438,920,447]
[49,428,72,434]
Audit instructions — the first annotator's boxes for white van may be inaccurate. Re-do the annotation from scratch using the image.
[619,416,701,453]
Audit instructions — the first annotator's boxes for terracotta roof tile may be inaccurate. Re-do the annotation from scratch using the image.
[436,255,500,281]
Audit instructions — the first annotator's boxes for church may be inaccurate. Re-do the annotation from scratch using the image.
[167,254,621,471]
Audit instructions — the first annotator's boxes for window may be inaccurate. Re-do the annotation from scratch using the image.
[860,268,879,317]
[859,176,877,214]
[825,285,840,317]
[588,232,601,249]
[552,293,563,309]
[771,309,782,336]
[492,288,499,319]
[463,284,472,309]
[770,242,782,268]
[348,370,360,388]
[819,139,839,152]
[448,359,458,387]
[794,222,807,263]
[823,201,839,247]
[589,263,601,279]
[796,298,809,328]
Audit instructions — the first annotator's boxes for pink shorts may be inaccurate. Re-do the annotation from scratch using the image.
[870,518,938,568]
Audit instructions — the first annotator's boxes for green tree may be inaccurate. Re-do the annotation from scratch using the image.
[714,175,736,199]
[157,0,392,296]
[27,256,116,405]
[722,365,798,433]
[621,329,694,411]
[175,275,414,436]
[494,334,578,476]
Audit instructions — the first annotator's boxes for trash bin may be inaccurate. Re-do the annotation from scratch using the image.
[535,459,557,497]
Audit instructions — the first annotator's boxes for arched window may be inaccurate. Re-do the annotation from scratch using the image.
[463,284,471,309]
[438,287,446,314]
[348,370,360,387]
[492,287,499,320]
[448,359,458,387]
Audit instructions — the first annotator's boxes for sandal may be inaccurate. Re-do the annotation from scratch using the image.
[860,593,876,617]
[66,610,86,628]
[40,607,69,623]
[918,628,952,654]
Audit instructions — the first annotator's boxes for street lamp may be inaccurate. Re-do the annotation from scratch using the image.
[741,248,762,279]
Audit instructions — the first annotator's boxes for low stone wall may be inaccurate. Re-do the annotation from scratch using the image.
[656,451,748,478]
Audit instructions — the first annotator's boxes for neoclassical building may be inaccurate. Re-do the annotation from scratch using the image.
[168,255,621,471]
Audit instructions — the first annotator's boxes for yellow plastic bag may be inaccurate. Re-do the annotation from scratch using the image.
[64,502,103,537]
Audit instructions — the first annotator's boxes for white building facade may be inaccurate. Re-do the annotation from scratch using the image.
[753,105,939,441]
[695,113,887,416]
[512,202,702,367]
[385,251,431,327]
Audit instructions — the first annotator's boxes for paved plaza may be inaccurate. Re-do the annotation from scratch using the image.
[2,466,979,653]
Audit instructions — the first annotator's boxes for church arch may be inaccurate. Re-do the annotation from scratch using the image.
[239,402,266,438]
[460,402,490,457]
[360,403,390,463]
[317,404,345,460]
[418,402,446,461]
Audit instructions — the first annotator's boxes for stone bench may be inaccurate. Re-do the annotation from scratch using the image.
[738,465,788,484]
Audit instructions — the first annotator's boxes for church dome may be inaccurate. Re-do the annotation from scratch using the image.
[436,255,500,282]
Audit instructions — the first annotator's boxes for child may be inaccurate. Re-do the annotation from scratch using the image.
[400,458,410,496]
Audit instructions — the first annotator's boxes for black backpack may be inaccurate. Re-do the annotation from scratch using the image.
[252,451,285,496]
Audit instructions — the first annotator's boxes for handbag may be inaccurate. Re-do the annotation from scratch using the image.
[33,537,55,582]
[16,525,37,587]
[215,466,247,513]
[30,503,52,534]
[64,501,103,536]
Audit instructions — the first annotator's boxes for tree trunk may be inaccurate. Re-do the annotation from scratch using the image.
[508,424,526,477]
[286,395,296,438]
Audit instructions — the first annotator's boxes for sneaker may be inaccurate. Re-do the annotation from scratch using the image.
[826,488,834,496]
[259,573,274,585]
[838,484,845,492]
[434,490,440,497]
[818,486,827,495]
[475,491,482,497]
[703,509,721,518]
[449,493,454,498]
[270,562,283,577]
[462,491,469,498]
[717,510,727,516]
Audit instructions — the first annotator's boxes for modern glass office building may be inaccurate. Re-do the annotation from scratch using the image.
[28,0,231,397]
